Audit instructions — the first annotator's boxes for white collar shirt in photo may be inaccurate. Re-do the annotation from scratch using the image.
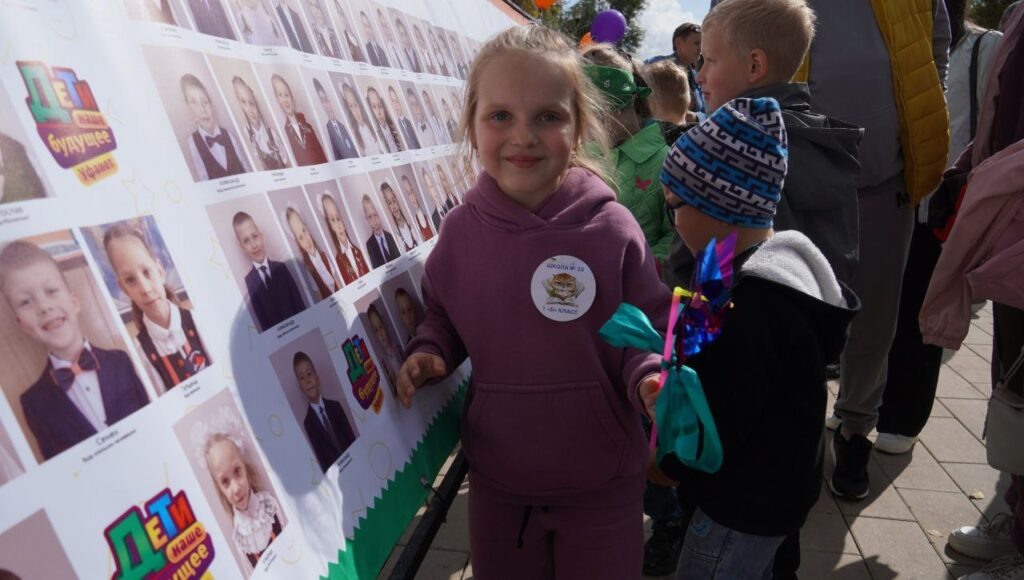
[374,233,389,259]
[309,396,329,427]
[249,120,276,157]
[233,490,280,555]
[416,119,436,147]
[338,239,356,270]
[378,122,397,152]
[358,123,381,156]
[306,248,337,291]
[415,209,430,231]
[143,301,188,358]
[396,221,416,250]
[252,257,272,284]
[49,340,106,432]
[288,117,306,148]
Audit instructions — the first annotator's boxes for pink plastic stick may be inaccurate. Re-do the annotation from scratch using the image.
[650,287,686,452]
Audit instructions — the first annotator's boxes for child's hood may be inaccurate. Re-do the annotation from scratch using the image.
[739,230,860,361]
[462,167,617,233]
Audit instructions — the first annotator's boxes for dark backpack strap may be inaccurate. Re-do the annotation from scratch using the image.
[969,31,992,139]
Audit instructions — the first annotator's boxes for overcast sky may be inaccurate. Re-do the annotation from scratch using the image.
[635,0,707,60]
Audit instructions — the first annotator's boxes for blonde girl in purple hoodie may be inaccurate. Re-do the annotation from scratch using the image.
[396,25,669,579]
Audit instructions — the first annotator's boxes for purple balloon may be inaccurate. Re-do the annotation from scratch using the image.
[590,9,627,43]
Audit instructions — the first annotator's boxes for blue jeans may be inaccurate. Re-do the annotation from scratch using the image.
[674,508,785,579]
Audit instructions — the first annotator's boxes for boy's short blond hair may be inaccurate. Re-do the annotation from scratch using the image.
[0,240,66,299]
[703,0,816,83]
[642,60,691,120]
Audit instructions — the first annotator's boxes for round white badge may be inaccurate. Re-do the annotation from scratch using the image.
[530,255,597,322]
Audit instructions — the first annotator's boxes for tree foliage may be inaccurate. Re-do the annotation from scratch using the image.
[969,0,1018,29]
[509,0,649,54]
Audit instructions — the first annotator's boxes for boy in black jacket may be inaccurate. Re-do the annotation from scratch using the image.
[653,96,859,578]
[662,0,862,290]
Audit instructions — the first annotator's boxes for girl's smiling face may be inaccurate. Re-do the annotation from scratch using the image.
[107,236,168,321]
[470,52,577,210]
[207,438,251,511]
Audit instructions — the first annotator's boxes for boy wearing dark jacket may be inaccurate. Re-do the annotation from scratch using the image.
[653,96,859,578]
[662,0,862,290]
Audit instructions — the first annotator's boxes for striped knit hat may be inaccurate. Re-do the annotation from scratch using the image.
[661,97,788,229]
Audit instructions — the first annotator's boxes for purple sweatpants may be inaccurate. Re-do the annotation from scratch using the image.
[468,486,643,579]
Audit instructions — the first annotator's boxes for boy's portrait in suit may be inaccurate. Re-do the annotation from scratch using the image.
[142,46,253,183]
[206,193,311,332]
[0,231,152,463]
[268,328,359,473]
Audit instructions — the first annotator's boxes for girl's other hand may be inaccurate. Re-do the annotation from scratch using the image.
[396,353,446,408]
[639,374,661,422]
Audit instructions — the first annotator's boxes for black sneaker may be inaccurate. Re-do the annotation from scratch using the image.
[643,517,685,576]
[829,431,872,500]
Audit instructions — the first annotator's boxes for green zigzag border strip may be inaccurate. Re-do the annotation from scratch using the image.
[323,379,468,579]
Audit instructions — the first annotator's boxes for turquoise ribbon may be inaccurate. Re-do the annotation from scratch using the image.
[599,303,724,473]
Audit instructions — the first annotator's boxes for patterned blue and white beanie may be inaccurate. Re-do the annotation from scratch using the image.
[661,97,788,229]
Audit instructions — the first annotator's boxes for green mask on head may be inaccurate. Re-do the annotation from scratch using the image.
[584,64,652,110]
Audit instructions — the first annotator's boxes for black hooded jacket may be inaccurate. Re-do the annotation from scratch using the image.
[660,231,860,537]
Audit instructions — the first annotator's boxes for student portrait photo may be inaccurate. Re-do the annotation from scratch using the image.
[305,0,343,58]
[410,18,436,76]
[401,82,439,148]
[0,511,77,579]
[330,72,381,157]
[419,86,449,145]
[0,83,52,206]
[143,46,253,182]
[337,172,400,270]
[187,0,238,39]
[269,186,342,301]
[123,0,189,26]
[444,28,470,80]
[388,8,422,73]
[371,3,405,70]
[306,72,359,161]
[413,160,450,231]
[228,0,288,47]
[392,163,435,242]
[378,271,423,347]
[82,217,212,394]
[328,0,365,63]
[360,79,404,154]
[0,231,152,463]
[255,64,328,167]
[174,388,288,573]
[304,180,370,284]
[382,80,420,150]
[208,55,292,172]
[354,2,388,67]
[206,193,310,333]
[354,291,401,398]
[268,0,314,53]
[372,168,419,253]
[269,328,359,473]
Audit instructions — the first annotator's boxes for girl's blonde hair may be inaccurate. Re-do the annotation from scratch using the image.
[457,25,611,184]
[204,433,261,515]
[102,224,179,331]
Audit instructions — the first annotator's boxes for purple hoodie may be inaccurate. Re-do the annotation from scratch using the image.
[408,167,670,507]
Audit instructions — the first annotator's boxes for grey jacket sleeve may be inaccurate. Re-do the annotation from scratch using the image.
[933,0,952,88]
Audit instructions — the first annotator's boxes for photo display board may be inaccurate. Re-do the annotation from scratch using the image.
[0,1,524,578]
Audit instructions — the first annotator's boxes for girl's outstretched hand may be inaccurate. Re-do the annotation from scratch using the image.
[397,353,446,408]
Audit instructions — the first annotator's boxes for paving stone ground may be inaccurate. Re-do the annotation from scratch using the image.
[380,306,1008,579]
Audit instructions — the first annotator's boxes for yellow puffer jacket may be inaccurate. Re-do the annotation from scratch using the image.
[794,0,949,205]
